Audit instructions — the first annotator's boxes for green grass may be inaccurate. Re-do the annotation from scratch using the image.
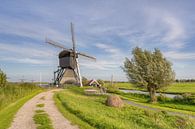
[165,83,195,93]
[0,83,42,111]
[105,82,137,90]
[35,110,46,113]
[54,87,194,129]
[0,90,42,129]
[54,93,95,129]
[116,91,195,115]
[33,110,53,129]
[36,104,45,108]
[106,82,195,94]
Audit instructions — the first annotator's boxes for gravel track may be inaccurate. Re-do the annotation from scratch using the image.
[9,89,79,129]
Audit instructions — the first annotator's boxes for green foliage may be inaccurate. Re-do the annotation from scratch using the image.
[157,94,171,102]
[97,79,104,86]
[82,77,88,86]
[0,69,7,87]
[54,88,194,129]
[123,47,175,102]
[33,110,53,129]
[173,93,195,105]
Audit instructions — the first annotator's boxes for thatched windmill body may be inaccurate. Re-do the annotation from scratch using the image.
[46,23,96,87]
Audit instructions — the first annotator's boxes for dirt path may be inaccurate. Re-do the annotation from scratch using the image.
[9,89,79,129]
[124,100,195,118]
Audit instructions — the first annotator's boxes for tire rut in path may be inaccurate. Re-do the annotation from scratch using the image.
[9,89,79,129]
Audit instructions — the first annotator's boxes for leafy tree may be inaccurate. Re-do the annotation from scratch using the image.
[82,76,88,86]
[0,69,7,87]
[122,47,175,103]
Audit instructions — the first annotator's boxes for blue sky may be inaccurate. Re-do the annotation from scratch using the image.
[0,0,195,82]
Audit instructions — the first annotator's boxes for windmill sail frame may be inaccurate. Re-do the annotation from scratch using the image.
[46,23,96,87]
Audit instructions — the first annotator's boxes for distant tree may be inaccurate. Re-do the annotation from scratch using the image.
[82,77,88,86]
[122,47,175,103]
[0,69,7,87]
[97,79,105,86]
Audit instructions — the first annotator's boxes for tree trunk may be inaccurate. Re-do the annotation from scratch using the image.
[148,87,157,103]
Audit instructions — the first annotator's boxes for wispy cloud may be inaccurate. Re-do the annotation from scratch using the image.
[162,15,185,48]
[0,42,58,65]
[164,51,195,60]
[95,43,121,55]
[0,57,52,65]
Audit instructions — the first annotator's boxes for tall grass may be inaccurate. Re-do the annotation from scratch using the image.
[0,83,41,111]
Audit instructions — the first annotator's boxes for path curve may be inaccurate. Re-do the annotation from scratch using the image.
[9,89,79,129]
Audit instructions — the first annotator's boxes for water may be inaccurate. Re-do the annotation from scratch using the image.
[120,89,180,99]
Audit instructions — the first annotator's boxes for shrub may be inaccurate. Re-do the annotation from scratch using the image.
[0,69,7,87]
[157,94,170,102]
[173,93,195,105]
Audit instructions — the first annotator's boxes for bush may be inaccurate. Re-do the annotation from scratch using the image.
[97,79,104,86]
[157,94,170,102]
[173,93,195,105]
[0,69,7,87]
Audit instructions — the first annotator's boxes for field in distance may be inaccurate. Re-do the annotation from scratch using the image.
[105,82,195,94]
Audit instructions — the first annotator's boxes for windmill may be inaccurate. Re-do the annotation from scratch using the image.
[46,23,96,87]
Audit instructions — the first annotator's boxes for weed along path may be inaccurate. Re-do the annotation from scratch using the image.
[9,89,79,129]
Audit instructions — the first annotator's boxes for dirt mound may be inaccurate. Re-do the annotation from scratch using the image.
[106,95,124,108]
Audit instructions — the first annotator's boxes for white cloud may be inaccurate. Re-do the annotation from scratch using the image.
[95,43,121,55]
[162,15,185,48]
[164,51,195,60]
[0,43,56,57]
[0,57,51,65]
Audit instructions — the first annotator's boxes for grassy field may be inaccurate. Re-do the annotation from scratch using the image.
[0,83,42,129]
[106,82,195,94]
[54,87,194,129]
[166,83,195,93]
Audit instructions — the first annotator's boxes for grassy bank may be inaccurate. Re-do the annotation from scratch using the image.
[54,87,194,129]
[0,83,42,111]
[115,91,195,115]
[0,90,42,129]
[0,83,42,129]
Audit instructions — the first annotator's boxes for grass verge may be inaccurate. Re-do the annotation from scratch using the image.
[54,93,94,129]
[0,90,42,129]
[33,110,53,129]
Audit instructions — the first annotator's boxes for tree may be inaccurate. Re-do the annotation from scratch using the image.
[0,69,7,87]
[82,76,88,86]
[97,79,105,86]
[122,47,175,103]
